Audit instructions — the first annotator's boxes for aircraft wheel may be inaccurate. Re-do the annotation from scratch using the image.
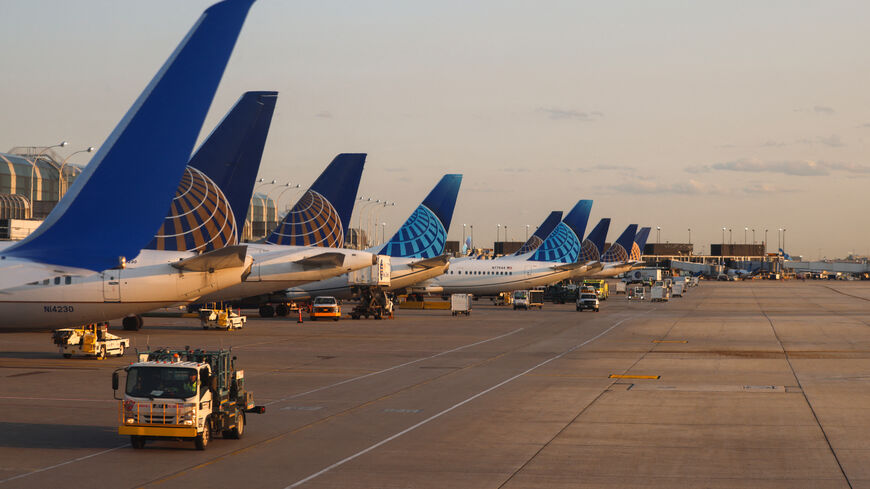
[259,305,275,318]
[275,304,289,317]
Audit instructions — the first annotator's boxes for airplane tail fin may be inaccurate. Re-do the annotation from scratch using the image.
[529,200,593,263]
[779,248,791,260]
[578,218,610,262]
[380,174,462,259]
[630,227,651,261]
[266,153,367,247]
[146,90,277,252]
[4,0,255,271]
[601,224,638,263]
[514,211,562,255]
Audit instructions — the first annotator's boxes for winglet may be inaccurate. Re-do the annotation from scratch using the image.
[266,153,367,247]
[4,0,255,271]
[380,174,463,259]
[514,211,563,255]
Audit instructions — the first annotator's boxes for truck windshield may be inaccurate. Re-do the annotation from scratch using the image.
[314,297,336,305]
[126,366,198,399]
[513,292,527,299]
[581,294,597,300]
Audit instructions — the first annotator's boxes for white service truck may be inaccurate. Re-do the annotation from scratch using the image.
[450,293,472,316]
[113,348,265,450]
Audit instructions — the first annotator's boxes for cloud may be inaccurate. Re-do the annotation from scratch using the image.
[817,134,845,147]
[607,179,723,195]
[537,107,604,121]
[591,164,635,171]
[315,111,333,118]
[742,183,799,194]
[686,157,870,176]
[794,105,835,115]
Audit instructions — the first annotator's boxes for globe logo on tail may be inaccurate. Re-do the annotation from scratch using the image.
[382,205,446,259]
[148,167,237,252]
[530,222,581,263]
[267,190,343,247]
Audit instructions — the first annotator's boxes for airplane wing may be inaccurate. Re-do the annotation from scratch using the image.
[172,245,248,272]
[553,261,603,273]
[408,254,451,269]
[0,258,97,292]
[293,252,346,269]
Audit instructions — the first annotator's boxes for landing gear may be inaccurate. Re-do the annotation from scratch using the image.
[122,315,143,331]
[259,305,275,318]
[275,304,289,317]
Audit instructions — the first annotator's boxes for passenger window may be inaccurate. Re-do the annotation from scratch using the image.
[43,279,49,285]
[65,276,72,285]
[54,277,61,285]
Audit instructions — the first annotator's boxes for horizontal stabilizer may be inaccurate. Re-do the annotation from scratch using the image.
[553,260,601,272]
[408,254,451,269]
[172,245,248,272]
[293,252,346,269]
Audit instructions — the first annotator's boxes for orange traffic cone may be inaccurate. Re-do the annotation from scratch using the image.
[297,308,303,324]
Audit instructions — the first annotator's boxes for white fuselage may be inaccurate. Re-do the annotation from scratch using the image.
[0,249,252,330]
[285,256,448,300]
[418,256,581,296]
[195,243,376,303]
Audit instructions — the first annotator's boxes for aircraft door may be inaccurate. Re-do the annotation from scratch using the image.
[103,270,121,302]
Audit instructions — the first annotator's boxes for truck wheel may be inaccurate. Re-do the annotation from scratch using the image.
[259,305,275,318]
[276,304,289,317]
[130,435,146,449]
[310,316,317,322]
[333,317,339,322]
[195,424,210,450]
[225,411,245,439]
[98,346,107,360]
[118,344,125,357]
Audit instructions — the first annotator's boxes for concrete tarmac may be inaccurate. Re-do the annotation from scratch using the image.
[1,280,869,488]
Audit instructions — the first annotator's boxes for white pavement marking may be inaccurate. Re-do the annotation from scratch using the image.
[266,328,525,406]
[0,444,129,485]
[285,316,634,488]
[0,396,113,403]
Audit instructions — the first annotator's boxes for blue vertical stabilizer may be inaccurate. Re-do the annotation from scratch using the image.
[578,218,610,262]
[601,224,638,263]
[630,227,651,261]
[266,153,367,247]
[380,174,463,259]
[529,200,593,263]
[145,90,277,252]
[514,211,563,255]
[4,0,255,271]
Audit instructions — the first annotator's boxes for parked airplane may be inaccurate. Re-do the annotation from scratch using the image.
[583,224,640,279]
[0,0,257,329]
[418,200,600,296]
[629,227,652,262]
[191,152,377,311]
[283,174,463,302]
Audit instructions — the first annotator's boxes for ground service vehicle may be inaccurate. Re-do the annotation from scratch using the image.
[199,305,246,330]
[626,268,662,284]
[672,282,684,297]
[576,292,600,312]
[113,348,265,450]
[310,296,341,321]
[651,284,669,302]
[615,281,626,294]
[52,323,129,359]
[513,290,531,310]
[450,293,472,316]
[628,286,645,300]
[583,280,609,300]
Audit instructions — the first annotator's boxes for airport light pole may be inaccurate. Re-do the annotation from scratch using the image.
[722,227,725,248]
[381,222,386,246]
[688,228,691,245]
[276,184,301,212]
[744,227,748,244]
[462,224,466,250]
[729,228,732,245]
[57,146,94,201]
[782,229,786,254]
[656,226,661,244]
[764,229,768,253]
[505,225,508,242]
[470,225,474,252]
[526,224,530,242]
[778,228,782,251]
[30,141,68,211]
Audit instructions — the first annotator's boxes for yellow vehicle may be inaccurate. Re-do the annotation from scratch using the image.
[52,323,130,359]
[198,304,246,330]
[582,279,609,300]
[310,296,341,321]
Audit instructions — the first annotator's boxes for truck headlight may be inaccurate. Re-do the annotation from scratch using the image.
[183,420,193,425]
[126,418,135,424]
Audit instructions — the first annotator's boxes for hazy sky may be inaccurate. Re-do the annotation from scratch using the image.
[2,1,869,259]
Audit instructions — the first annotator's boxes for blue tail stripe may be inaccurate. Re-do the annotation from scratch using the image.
[4,0,255,271]
[634,227,651,250]
[188,91,277,233]
[380,174,462,259]
[562,200,593,243]
[420,174,462,233]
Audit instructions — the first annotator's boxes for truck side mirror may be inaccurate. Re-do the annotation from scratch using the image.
[112,372,119,391]
[210,375,218,392]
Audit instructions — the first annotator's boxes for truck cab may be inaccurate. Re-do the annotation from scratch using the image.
[576,292,600,312]
[310,296,341,321]
[114,348,263,450]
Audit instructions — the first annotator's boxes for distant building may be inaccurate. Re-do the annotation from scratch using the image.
[494,241,524,256]
[0,147,84,220]
[710,244,766,256]
[644,243,694,256]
